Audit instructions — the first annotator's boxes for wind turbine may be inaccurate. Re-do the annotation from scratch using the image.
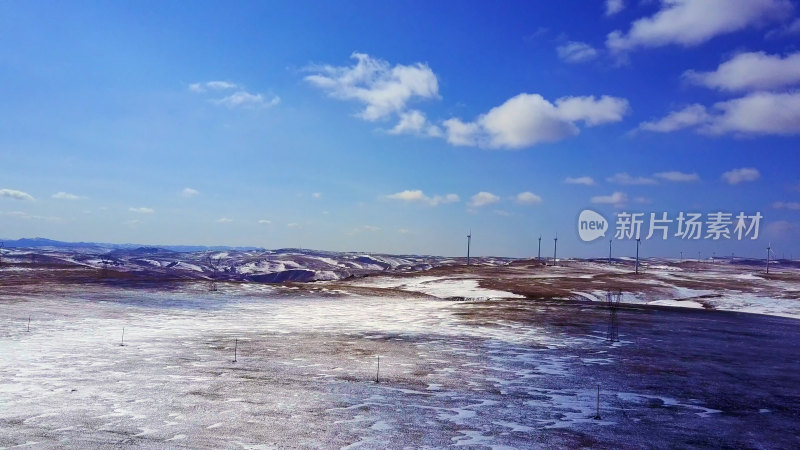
[635,238,641,275]
[537,235,542,261]
[766,243,773,274]
[553,234,558,267]
[466,229,471,266]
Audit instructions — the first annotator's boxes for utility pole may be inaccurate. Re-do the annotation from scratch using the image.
[680,251,683,262]
[608,239,612,264]
[635,238,641,275]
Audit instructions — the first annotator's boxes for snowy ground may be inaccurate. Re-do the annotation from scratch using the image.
[1,284,799,448]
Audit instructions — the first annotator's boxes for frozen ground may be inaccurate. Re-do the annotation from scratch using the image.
[1,283,799,448]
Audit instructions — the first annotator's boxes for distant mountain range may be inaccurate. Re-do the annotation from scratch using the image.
[0,237,264,253]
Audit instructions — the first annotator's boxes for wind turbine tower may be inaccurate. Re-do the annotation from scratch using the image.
[553,235,558,267]
[766,243,771,274]
[608,239,612,264]
[466,230,472,266]
[537,235,542,260]
[635,238,641,275]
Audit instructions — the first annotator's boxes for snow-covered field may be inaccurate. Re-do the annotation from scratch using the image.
[1,284,798,448]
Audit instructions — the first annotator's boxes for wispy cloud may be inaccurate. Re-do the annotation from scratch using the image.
[515,191,542,205]
[638,93,800,136]
[605,0,624,16]
[773,201,800,210]
[564,176,596,186]
[607,172,657,185]
[653,171,700,182]
[181,187,199,197]
[189,81,238,93]
[129,207,155,214]
[385,190,459,206]
[191,80,279,109]
[469,191,500,208]
[683,51,800,92]
[606,0,791,53]
[638,104,710,133]
[258,219,272,224]
[556,41,598,63]
[3,211,62,221]
[0,189,35,201]
[305,52,439,122]
[311,192,322,199]
[216,217,233,223]
[348,225,381,235]
[213,91,280,109]
[591,191,628,206]
[722,167,760,185]
[52,191,85,200]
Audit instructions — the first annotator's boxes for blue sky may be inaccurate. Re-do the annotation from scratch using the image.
[1,0,799,258]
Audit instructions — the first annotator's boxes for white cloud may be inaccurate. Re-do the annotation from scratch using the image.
[181,187,199,197]
[287,222,301,229]
[444,93,628,149]
[397,228,412,234]
[606,0,792,53]
[389,110,442,136]
[722,167,760,184]
[516,191,543,205]
[191,80,278,109]
[639,93,800,136]
[216,217,233,223]
[773,201,800,210]
[442,118,482,146]
[305,52,439,121]
[129,207,154,214]
[556,41,599,63]
[52,191,84,200]
[258,219,272,224]
[189,81,238,92]
[638,104,710,132]
[591,191,628,205]
[653,171,700,182]
[607,172,658,185]
[213,91,280,109]
[684,51,800,91]
[766,17,800,37]
[4,211,61,221]
[385,190,459,206]
[0,189,34,201]
[765,220,798,238]
[312,192,322,199]
[702,91,800,135]
[564,176,596,186]
[634,196,652,204]
[469,191,500,208]
[606,0,625,16]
